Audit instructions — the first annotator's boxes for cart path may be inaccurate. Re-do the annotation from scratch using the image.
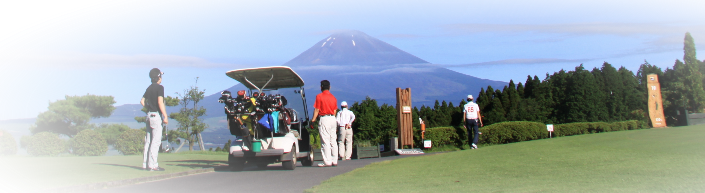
[87,155,419,193]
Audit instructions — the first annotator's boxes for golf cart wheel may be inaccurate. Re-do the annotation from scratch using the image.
[301,151,314,167]
[229,162,245,171]
[282,144,297,170]
[257,162,269,169]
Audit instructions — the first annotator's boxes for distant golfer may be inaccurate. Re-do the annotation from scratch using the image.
[463,95,483,149]
[312,80,338,167]
[140,68,167,171]
[336,101,355,160]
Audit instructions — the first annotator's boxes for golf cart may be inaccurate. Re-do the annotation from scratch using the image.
[218,66,314,170]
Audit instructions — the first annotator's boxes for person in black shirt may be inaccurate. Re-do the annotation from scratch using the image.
[140,68,168,171]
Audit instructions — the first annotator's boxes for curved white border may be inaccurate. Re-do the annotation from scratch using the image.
[0,0,113,43]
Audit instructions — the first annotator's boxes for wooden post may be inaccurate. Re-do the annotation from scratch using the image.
[396,88,413,149]
[647,74,667,127]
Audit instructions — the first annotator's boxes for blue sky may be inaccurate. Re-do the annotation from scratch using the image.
[1,0,704,120]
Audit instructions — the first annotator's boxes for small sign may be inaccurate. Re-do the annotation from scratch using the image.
[423,140,432,148]
[402,106,411,113]
[547,124,554,132]
[379,144,385,152]
[394,149,424,155]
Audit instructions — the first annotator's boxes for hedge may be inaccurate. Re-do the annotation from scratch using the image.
[70,129,108,156]
[25,132,67,156]
[424,127,460,147]
[554,120,642,137]
[0,130,17,155]
[475,120,644,146]
[479,121,548,145]
[115,129,145,155]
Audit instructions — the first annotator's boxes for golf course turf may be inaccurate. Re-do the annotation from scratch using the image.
[0,151,229,192]
[307,125,705,192]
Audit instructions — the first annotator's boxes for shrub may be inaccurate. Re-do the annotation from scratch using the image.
[26,132,67,156]
[555,120,642,137]
[70,129,108,156]
[424,127,460,147]
[94,123,130,146]
[479,121,548,145]
[0,130,17,155]
[115,129,145,155]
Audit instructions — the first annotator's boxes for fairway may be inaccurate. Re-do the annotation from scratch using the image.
[307,125,705,192]
[0,152,228,192]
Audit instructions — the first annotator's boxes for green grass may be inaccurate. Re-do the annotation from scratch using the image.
[0,151,228,192]
[307,125,705,192]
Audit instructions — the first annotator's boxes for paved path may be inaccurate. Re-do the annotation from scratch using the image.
[88,155,418,193]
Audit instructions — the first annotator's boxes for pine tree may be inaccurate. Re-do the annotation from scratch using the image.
[682,32,705,113]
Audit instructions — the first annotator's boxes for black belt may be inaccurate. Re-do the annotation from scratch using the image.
[321,114,334,117]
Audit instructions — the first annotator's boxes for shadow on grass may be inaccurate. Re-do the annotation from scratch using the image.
[97,163,145,171]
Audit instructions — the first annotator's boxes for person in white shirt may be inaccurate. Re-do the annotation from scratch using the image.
[336,101,355,160]
[463,95,483,149]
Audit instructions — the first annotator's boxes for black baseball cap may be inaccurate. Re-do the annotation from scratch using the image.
[149,68,164,79]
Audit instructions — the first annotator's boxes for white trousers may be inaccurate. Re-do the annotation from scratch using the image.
[338,127,353,160]
[143,112,162,169]
[319,116,338,165]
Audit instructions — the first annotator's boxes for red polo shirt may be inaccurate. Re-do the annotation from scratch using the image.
[314,90,338,116]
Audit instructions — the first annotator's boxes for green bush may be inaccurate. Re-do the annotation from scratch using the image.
[20,135,31,149]
[115,129,145,155]
[424,127,460,147]
[70,129,108,156]
[94,123,130,146]
[26,132,67,156]
[555,120,642,137]
[0,130,17,155]
[479,121,548,145]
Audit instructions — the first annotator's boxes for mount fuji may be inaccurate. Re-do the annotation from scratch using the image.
[200,30,506,118]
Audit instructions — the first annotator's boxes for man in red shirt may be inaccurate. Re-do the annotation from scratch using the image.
[312,80,338,167]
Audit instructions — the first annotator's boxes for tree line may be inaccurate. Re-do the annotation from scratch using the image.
[348,32,705,146]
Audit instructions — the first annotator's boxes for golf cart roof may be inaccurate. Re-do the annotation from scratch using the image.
[225,66,305,90]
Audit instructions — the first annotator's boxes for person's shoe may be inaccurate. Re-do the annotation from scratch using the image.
[150,167,165,171]
[332,163,338,167]
[471,143,478,149]
[345,158,351,160]
[317,163,332,167]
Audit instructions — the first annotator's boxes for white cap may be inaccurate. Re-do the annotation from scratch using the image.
[467,95,473,99]
[341,101,348,106]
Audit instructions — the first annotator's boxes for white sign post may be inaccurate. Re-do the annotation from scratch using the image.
[547,124,554,138]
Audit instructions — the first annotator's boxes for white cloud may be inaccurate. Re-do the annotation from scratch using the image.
[0,51,250,70]
[341,66,436,75]
[444,23,705,37]
[440,58,591,67]
[379,34,423,39]
[264,11,337,15]
[310,29,359,36]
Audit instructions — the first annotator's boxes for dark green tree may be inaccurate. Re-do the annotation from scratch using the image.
[31,95,116,137]
[681,32,705,113]
[170,78,209,151]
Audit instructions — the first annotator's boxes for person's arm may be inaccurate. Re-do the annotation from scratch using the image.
[347,112,355,129]
[140,97,146,107]
[463,110,467,129]
[158,96,168,125]
[477,111,483,127]
[312,108,319,122]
